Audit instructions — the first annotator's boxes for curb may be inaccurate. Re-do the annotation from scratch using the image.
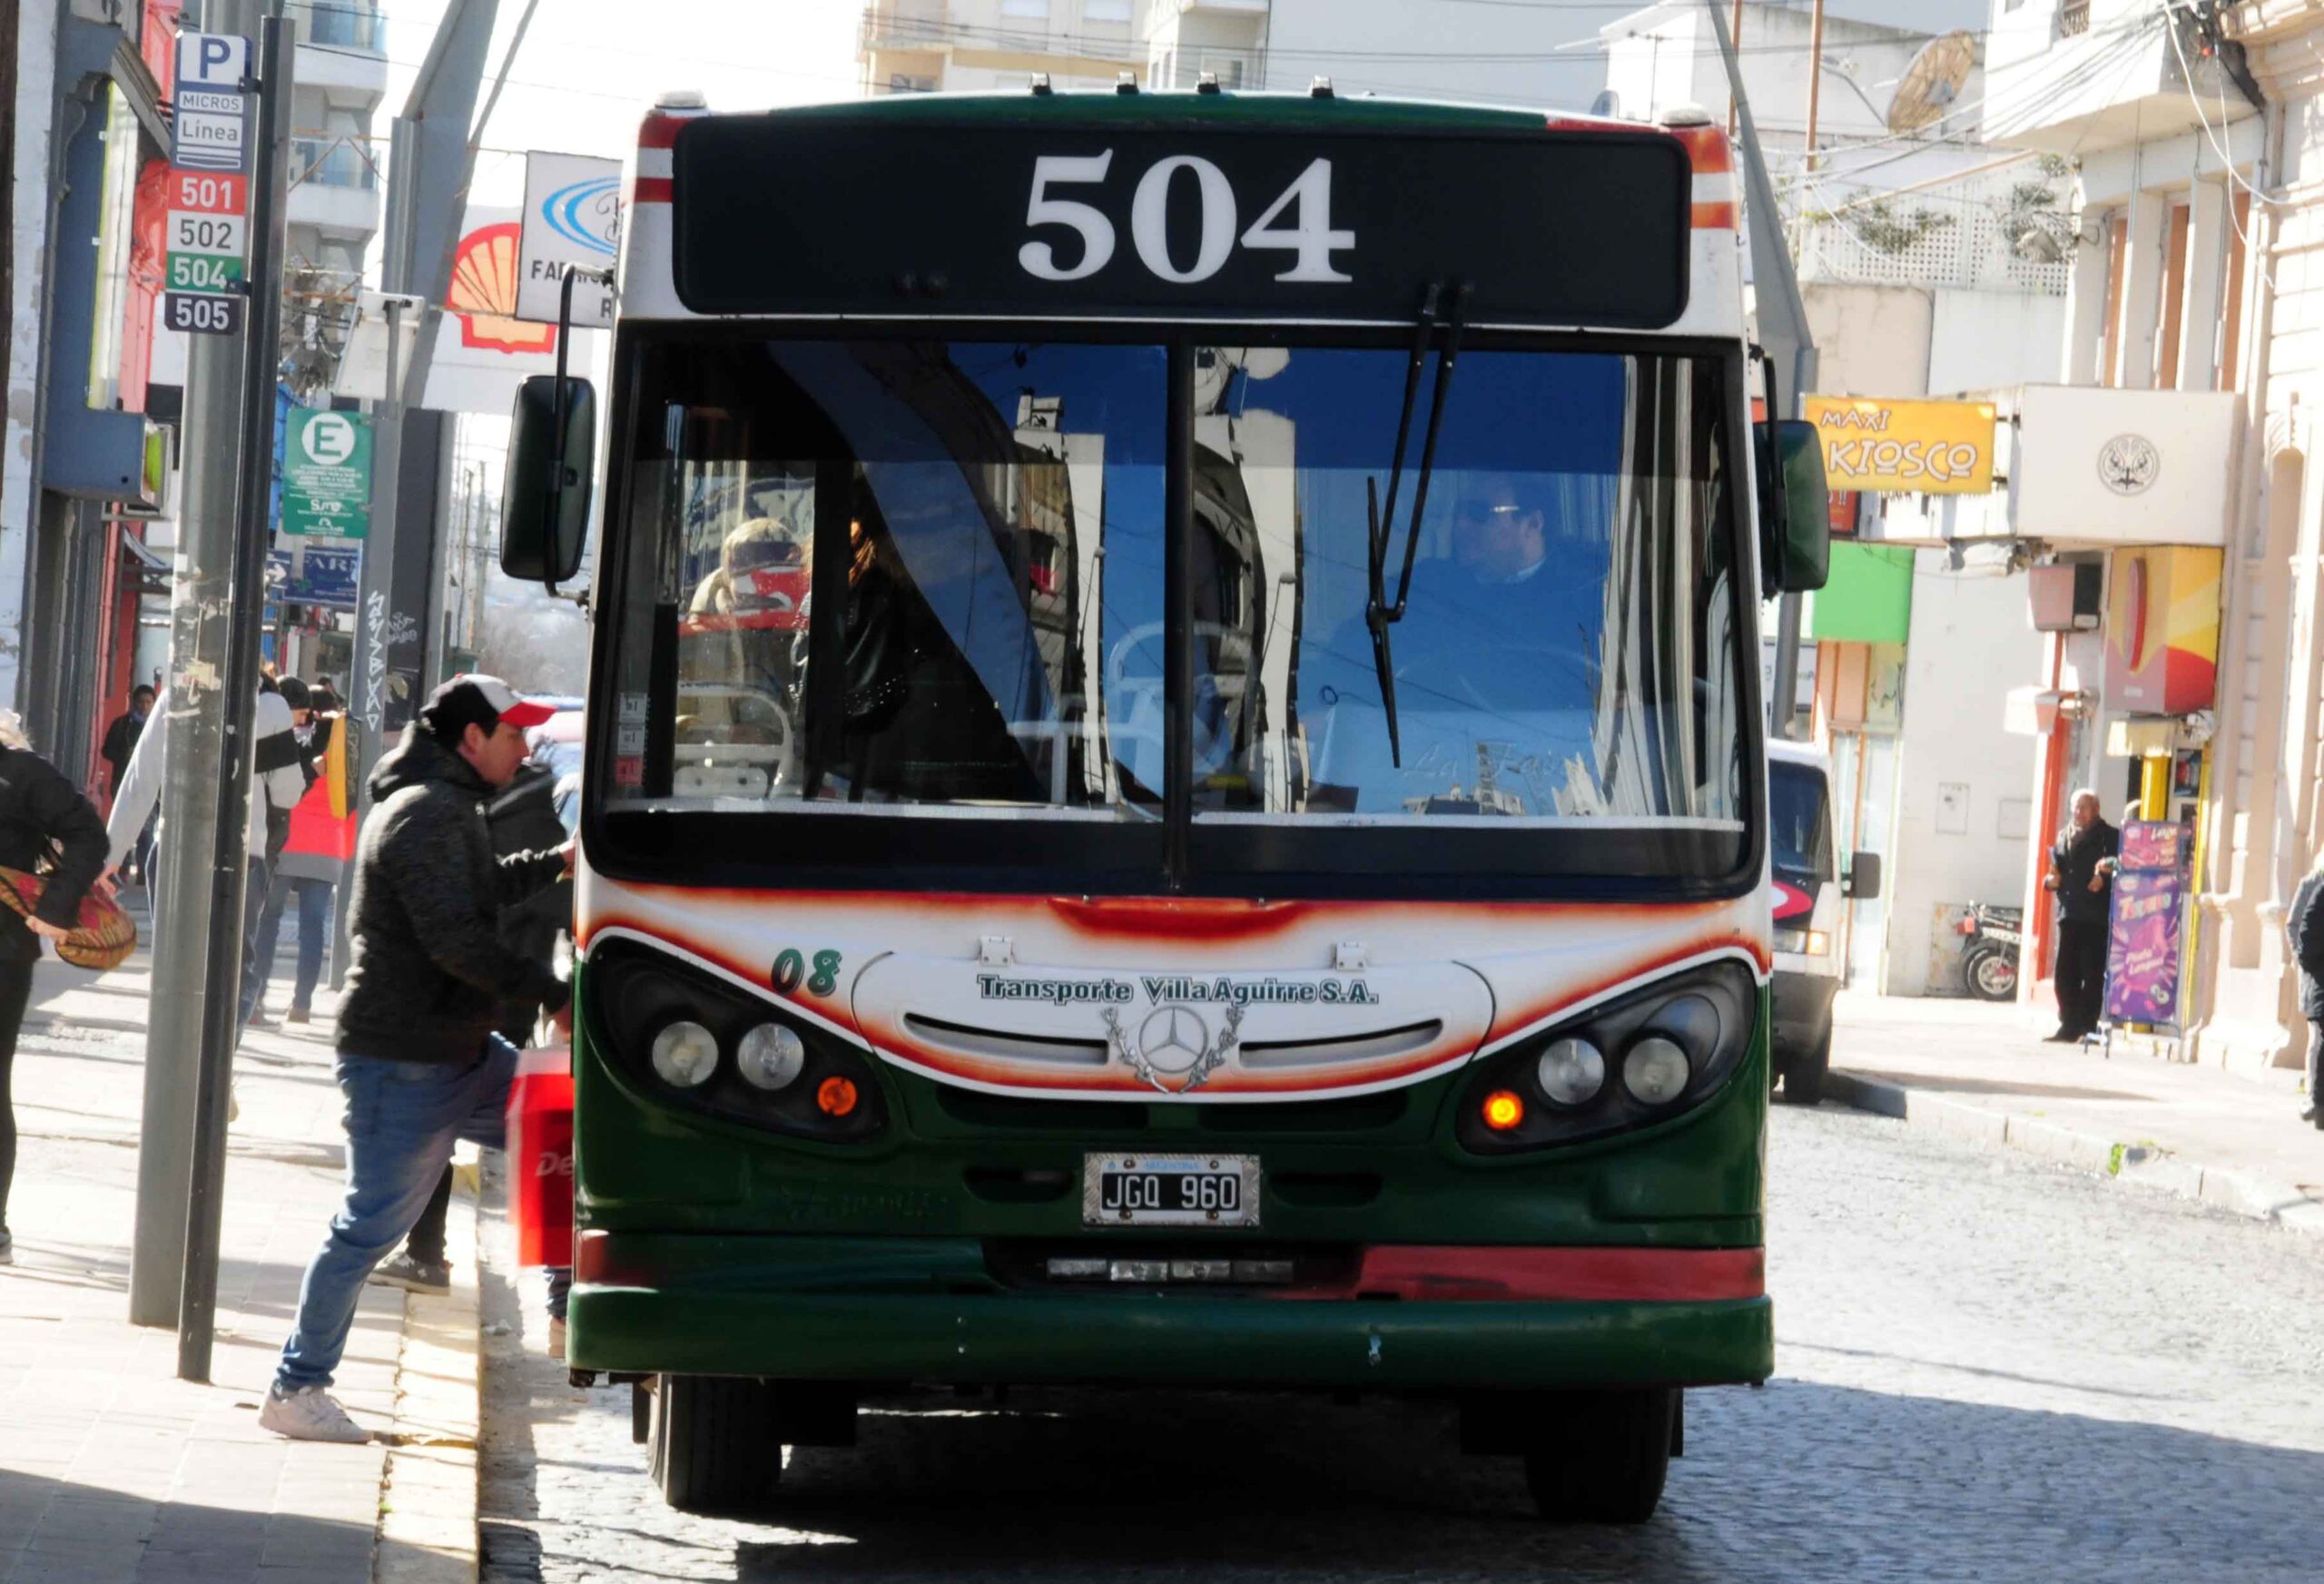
[374,1143,484,1584]
[1824,1069,2324,1239]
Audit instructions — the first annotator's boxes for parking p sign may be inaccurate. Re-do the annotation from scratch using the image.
[282,410,373,538]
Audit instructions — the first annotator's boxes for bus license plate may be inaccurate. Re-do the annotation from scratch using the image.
[1083,1153,1259,1228]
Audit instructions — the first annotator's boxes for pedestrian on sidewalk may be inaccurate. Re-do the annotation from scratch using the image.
[2285,841,2324,1129]
[0,710,110,1267]
[378,735,572,1316]
[261,675,570,1443]
[2044,788,2119,1043]
[252,703,353,1028]
[98,685,153,801]
[103,684,309,1037]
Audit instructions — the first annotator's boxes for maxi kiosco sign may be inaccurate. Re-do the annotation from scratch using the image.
[164,32,252,337]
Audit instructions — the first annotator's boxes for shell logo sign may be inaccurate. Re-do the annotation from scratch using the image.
[448,221,556,356]
[2102,546,2220,715]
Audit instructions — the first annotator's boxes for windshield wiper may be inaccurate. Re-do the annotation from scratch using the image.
[1366,280,1468,767]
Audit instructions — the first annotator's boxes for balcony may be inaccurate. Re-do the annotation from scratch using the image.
[1867,386,2237,551]
[1984,3,2256,156]
[287,135,381,239]
[306,5,386,53]
[860,0,949,56]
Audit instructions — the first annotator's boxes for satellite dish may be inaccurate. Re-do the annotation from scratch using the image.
[1887,31,1975,135]
[1590,88,1621,119]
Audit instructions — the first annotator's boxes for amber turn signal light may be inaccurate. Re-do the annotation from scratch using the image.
[816,1076,860,1117]
[1482,1089,1525,1131]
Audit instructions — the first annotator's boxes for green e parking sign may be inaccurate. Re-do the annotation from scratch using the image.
[282,410,372,538]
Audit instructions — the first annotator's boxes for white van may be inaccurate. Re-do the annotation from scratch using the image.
[1768,740,1879,1104]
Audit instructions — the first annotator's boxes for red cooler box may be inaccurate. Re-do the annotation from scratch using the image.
[507,1045,575,1267]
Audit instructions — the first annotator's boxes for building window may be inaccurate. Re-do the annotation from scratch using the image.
[2221,190,2252,393]
[1002,0,1051,18]
[2158,201,2191,389]
[887,73,935,94]
[1084,0,1133,21]
[2099,212,2128,387]
[2060,1,2091,38]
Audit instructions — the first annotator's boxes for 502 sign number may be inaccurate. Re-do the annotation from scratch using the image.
[1019,152,1354,287]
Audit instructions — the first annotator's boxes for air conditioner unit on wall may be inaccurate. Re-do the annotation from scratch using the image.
[2027,560,2102,632]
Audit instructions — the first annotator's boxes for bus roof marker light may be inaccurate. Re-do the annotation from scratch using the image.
[1482,1090,1525,1132]
[1117,72,1138,94]
[654,90,707,111]
[1622,1038,1691,1106]
[1029,74,1052,96]
[1658,103,1714,128]
[1311,76,1334,99]
[816,1077,860,1118]
[649,1021,719,1088]
[1196,72,1220,94]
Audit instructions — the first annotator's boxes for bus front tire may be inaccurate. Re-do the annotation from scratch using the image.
[1522,1387,1679,1524]
[649,1374,783,1513]
[1777,1027,1830,1107]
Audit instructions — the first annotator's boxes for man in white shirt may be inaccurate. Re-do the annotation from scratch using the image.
[105,684,310,1034]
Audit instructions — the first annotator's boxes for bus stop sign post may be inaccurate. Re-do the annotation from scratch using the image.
[179,8,294,1386]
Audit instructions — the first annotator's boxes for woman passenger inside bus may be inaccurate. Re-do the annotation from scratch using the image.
[793,497,1044,809]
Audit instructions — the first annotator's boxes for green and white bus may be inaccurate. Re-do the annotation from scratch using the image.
[500,82,1830,1523]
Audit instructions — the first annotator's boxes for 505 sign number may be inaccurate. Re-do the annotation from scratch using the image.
[163,291,243,336]
[1019,152,1354,287]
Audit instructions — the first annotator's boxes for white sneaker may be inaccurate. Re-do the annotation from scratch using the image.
[259,1384,369,1443]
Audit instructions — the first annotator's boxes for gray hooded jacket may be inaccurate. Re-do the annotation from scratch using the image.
[336,725,566,1064]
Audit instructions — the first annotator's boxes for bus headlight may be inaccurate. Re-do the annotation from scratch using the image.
[1456,960,1758,1155]
[1535,1038,1606,1106]
[587,938,888,1143]
[1620,1036,1690,1105]
[736,1023,807,1091]
[650,1021,720,1087]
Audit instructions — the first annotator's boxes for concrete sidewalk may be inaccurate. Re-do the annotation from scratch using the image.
[0,903,483,1583]
[1826,991,2324,1236]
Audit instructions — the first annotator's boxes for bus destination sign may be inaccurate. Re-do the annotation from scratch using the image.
[671,117,1690,329]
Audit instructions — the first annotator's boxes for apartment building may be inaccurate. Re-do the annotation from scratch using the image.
[859,0,1145,95]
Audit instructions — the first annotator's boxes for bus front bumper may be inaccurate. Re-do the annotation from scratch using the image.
[566,1234,1773,1391]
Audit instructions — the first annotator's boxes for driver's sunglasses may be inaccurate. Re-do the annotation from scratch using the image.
[1453,503,1526,527]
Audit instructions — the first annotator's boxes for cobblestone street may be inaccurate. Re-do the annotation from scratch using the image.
[477,1107,2324,1582]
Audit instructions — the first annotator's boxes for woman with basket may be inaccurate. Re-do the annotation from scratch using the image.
[0,710,118,1265]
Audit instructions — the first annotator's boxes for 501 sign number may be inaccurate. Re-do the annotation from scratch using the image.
[1019,152,1354,287]
[163,291,243,336]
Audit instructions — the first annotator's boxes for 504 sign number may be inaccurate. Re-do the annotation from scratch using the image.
[1019,152,1354,287]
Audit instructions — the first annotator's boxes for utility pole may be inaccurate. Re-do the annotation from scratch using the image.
[337,0,502,983]
[179,4,294,1383]
[1703,0,1819,740]
[130,0,267,1330]
[1804,0,1827,172]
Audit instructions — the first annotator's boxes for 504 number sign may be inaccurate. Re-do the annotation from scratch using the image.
[1019,152,1353,286]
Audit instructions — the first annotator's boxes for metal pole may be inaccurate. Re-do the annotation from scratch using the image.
[1727,0,1743,137]
[181,5,294,1382]
[128,0,261,1332]
[1804,0,1827,171]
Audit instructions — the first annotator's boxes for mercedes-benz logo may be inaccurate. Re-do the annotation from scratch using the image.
[1137,1006,1206,1076]
[2097,433,2160,497]
[1102,1002,1245,1095]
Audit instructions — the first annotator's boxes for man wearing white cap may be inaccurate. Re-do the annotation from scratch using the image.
[263,675,572,1441]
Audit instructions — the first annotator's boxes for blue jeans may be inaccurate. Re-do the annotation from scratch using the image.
[275,1038,518,1392]
[254,874,335,1013]
[234,857,275,1032]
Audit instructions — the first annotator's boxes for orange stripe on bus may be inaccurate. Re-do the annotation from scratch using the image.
[1693,201,1737,229]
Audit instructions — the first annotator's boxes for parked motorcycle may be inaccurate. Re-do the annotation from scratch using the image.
[1955,903,2024,1002]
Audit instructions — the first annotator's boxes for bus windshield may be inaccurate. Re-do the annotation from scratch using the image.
[597,334,1748,881]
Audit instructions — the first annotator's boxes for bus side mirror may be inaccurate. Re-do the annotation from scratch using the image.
[1845,851,1882,901]
[500,374,596,585]
[1756,418,1830,595]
